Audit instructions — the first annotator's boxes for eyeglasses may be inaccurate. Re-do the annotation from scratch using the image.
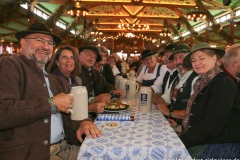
[24,37,55,46]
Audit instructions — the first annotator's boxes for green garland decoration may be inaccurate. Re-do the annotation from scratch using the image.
[196,0,232,44]
[45,0,72,27]
[179,15,204,42]
[0,0,21,25]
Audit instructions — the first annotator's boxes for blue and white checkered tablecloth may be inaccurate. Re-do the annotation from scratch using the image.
[77,99,192,160]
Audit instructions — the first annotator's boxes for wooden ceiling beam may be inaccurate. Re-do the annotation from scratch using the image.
[83,2,195,8]
[86,15,178,20]
[202,0,229,9]
[0,26,17,32]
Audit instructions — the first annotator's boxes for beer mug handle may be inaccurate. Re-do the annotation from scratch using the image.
[67,94,73,114]
[135,83,140,92]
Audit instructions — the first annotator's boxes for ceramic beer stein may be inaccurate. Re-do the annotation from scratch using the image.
[128,70,137,81]
[68,86,88,120]
[119,78,127,97]
[139,86,152,113]
[126,80,139,99]
[115,75,123,89]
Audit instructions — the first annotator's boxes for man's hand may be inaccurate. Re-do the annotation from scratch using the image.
[76,121,102,143]
[156,103,169,116]
[112,90,125,98]
[53,93,73,113]
[95,93,111,104]
[88,102,105,113]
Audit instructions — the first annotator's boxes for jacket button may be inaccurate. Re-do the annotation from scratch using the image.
[188,126,191,128]
[199,92,202,95]
[44,119,49,124]
[190,113,193,116]
[43,140,48,145]
[193,102,196,105]
[43,83,47,87]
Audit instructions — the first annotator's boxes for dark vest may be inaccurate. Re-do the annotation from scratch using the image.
[170,71,198,110]
[162,70,178,94]
[142,64,161,87]
[167,71,198,125]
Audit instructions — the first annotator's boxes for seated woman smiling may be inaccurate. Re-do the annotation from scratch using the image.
[168,42,240,159]
[47,45,109,115]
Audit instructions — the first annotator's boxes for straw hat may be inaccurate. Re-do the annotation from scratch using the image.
[15,22,62,45]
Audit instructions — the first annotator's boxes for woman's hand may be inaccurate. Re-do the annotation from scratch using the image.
[112,90,125,98]
[88,102,106,113]
[94,93,111,104]
[167,118,177,128]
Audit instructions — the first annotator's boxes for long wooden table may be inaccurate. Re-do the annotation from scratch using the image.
[77,99,192,160]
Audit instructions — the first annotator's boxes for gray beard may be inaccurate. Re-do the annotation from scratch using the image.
[33,54,49,65]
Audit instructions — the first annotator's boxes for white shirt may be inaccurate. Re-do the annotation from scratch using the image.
[112,65,120,76]
[43,70,64,144]
[161,70,199,105]
[164,68,178,92]
[137,64,167,94]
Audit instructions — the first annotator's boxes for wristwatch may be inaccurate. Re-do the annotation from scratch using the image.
[51,106,59,114]
[48,97,59,114]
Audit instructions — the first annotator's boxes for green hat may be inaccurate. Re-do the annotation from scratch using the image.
[159,44,176,56]
[140,49,158,60]
[189,42,225,58]
[186,42,225,68]
[169,43,190,60]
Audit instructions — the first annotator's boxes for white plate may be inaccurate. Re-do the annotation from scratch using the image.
[103,122,120,128]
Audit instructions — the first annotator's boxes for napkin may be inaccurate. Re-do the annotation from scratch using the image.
[97,114,134,121]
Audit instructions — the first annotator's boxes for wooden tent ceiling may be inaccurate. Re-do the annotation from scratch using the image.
[0,0,240,52]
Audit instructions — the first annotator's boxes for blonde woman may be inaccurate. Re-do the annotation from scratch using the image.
[168,42,240,159]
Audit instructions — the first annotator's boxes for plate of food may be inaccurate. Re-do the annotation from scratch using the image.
[104,98,130,111]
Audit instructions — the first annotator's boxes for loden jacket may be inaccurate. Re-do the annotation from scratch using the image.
[180,72,240,148]
[0,55,81,160]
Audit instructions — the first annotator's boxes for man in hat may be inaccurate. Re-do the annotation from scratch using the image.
[0,22,102,160]
[136,49,167,94]
[160,44,179,94]
[78,46,124,115]
[152,43,199,127]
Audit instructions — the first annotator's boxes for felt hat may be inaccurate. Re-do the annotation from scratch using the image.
[159,44,176,56]
[15,22,62,45]
[140,49,158,60]
[79,46,102,62]
[189,42,225,58]
[182,53,192,69]
[169,43,190,60]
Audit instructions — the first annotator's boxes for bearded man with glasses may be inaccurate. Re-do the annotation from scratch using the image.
[0,22,102,160]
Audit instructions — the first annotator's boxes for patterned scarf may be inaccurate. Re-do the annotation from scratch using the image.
[182,67,223,133]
